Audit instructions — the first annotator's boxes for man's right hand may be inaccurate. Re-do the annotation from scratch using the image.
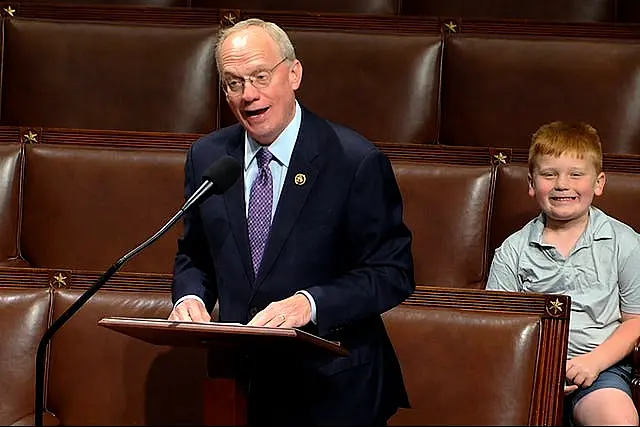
[168,298,211,322]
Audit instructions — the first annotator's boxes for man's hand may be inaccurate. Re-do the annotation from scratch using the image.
[566,354,602,388]
[168,298,211,322]
[247,293,312,328]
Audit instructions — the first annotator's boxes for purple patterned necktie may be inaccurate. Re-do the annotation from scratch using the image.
[248,148,274,275]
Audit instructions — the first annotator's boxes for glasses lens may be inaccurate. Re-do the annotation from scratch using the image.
[223,81,242,95]
[252,72,271,89]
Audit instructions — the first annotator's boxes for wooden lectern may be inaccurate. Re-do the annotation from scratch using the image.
[98,317,348,426]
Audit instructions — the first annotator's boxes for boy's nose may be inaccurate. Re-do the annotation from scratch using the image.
[554,175,570,189]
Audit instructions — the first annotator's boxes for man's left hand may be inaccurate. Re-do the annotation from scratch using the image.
[248,293,312,328]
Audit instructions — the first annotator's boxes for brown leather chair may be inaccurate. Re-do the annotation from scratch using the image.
[16,0,189,4]
[400,0,616,22]
[1,18,219,133]
[47,279,208,425]
[440,35,640,154]
[0,266,208,426]
[192,0,398,14]
[20,144,187,273]
[0,285,52,426]
[394,161,493,288]
[0,144,22,266]
[383,286,570,425]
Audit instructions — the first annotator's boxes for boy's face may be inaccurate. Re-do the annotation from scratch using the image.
[528,153,605,224]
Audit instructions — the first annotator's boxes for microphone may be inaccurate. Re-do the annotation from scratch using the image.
[182,155,242,212]
[34,155,241,427]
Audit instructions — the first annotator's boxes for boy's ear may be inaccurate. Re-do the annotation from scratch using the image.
[594,171,606,196]
[527,173,535,198]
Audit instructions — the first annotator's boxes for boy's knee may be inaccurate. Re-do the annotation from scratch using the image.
[573,388,638,426]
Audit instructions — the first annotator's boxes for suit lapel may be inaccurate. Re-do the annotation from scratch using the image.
[222,127,255,284]
[251,109,327,293]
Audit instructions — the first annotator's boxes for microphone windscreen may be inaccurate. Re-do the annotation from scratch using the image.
[203,155,241,195]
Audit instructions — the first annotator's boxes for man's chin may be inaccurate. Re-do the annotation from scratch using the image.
[245,126,276,145]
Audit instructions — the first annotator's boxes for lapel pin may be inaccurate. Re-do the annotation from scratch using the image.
[294,173,306,186]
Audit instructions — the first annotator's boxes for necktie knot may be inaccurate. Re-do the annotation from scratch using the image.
[256,148,273,169]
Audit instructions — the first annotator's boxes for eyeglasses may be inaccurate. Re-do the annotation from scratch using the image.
[222,58,288,96]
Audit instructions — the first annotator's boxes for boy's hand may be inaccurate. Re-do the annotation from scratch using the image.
[564,383,579,395]
[566,354,602,388]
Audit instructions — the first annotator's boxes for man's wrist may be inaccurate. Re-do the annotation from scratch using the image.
[295,290,317,324]
[174,295,205,310]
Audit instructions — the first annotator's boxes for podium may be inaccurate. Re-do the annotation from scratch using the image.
[98,317,348,426]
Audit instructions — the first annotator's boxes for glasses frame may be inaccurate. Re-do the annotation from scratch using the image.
[221,57,288,96]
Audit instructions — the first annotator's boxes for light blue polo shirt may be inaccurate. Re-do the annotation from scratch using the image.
[487,206,640,359]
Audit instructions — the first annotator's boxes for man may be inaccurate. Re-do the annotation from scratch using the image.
[169,18,415,426]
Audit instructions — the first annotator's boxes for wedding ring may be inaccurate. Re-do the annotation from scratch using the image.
[279,314,286,323]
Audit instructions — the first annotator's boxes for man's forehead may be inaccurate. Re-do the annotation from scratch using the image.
[224,27,270,50]
[221,29,278,66]
[228,32,250,49]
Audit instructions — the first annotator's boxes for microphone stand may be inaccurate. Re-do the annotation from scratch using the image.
[34,181,213,427]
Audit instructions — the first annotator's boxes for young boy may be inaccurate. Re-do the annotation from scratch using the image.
[486,121,640,426]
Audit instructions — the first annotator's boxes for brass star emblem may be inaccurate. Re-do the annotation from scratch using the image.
[223,13,236,26]
[4,6,15,17]
[444,21,457,33]
[493,152,508,164]
[548,298,563,314]
[51,273,68,288]
[23,130,38,144]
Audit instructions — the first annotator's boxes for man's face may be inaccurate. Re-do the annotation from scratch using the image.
[219,27,302,145]
[528,153,605,224]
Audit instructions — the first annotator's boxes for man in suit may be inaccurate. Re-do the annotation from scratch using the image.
[168,17,415,426]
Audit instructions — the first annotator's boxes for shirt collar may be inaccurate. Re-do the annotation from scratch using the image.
[527,206,613,246]
[244,100,302,171]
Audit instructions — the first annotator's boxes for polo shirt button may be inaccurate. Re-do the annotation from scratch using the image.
[249,307,259,318]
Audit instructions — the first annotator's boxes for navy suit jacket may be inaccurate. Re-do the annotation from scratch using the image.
[172,106,415,425]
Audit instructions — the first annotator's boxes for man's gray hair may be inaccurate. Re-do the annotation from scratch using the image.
[215,18,297,72]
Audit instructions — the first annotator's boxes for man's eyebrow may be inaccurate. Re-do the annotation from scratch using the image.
[222,71,242,79]
[223,66,271,78]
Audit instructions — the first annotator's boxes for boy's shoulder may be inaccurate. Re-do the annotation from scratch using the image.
[590,206,640,244]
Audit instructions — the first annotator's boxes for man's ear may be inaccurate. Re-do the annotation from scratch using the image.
[594,171,606,196]
[289,59,303,90]
[527,173,535,198]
